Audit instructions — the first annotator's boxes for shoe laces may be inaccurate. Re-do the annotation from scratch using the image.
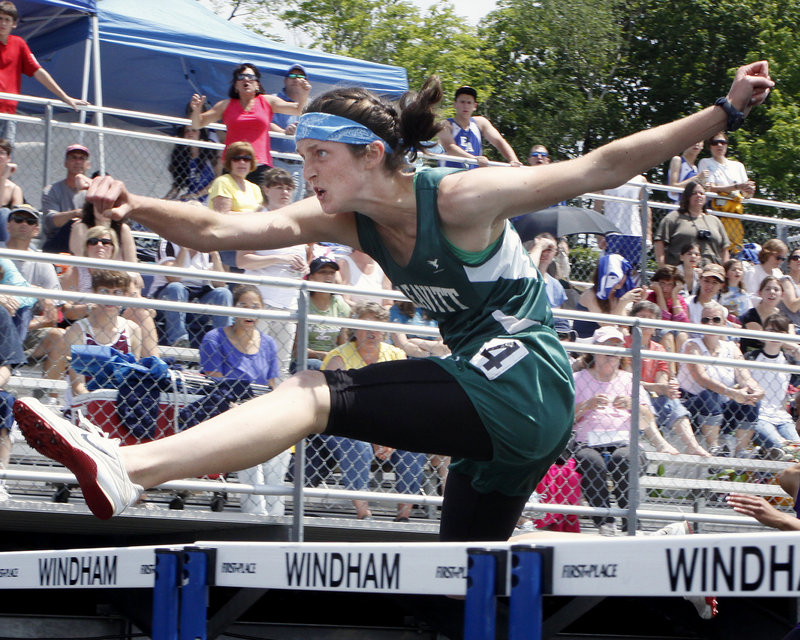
[74,409,112,440]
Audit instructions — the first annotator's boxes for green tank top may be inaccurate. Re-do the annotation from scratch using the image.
[355,167,575,497]
[355,167,554,357]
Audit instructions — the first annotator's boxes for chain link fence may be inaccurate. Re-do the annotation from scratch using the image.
[1,260,798,537]
[560,187,800,286]
[1,101,799,538]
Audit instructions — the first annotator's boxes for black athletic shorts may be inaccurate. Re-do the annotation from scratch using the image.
[322,358,493,462]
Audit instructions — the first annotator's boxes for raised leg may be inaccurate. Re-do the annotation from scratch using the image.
[121,370,331,488]
[14,370,331,518]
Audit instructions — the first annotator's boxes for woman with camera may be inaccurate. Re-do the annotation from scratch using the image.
[654,182,730,267]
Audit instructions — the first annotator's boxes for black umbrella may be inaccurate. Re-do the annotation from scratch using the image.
[512,205,622,241]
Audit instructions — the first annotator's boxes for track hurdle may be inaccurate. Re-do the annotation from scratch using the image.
[1,532,800,638]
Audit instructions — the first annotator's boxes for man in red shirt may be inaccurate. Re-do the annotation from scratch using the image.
[0,2,87,141]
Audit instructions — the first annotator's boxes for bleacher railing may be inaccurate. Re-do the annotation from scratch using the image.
[0,248,797,537]
[1,97,800,537]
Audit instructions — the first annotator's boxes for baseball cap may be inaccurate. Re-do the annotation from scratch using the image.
[701,263,725,282]
[454,85,478,100]
[7,204,40,222]
[308,256,339,275]
[285,63,308,78]
[592,326,625,345]
[65,144,90,157]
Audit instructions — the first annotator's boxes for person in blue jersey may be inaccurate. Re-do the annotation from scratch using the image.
[437,85,522,169]
[13,62,774,542]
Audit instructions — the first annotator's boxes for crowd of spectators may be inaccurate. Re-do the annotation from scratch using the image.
[0,27,798,531]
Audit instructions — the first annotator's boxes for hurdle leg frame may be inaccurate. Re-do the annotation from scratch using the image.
[509,545,553,640]
[152,547,215,640]
[464,548,508,640]
[180,548,214,640]
[152,549,181,640]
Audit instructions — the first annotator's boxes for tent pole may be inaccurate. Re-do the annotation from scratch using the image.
[42,104,52,191]
[79,25,91,127]
[90,13,105,176]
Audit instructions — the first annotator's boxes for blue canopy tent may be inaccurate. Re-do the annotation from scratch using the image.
[15,0,408,120]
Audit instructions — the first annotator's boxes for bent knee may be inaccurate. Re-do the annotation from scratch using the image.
[286,368,327,388]
[279,369,331,432]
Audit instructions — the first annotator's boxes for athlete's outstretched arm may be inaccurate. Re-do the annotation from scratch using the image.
[441,61,773,227]
[86,176,360,253]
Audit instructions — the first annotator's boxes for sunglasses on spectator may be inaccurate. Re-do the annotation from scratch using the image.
[710,139,728,146]
[95,287,125,296]
[231,155,252,163]
[87,237,114,247]
[529,151,548,157]
[287,73,306,79]
[236,73,257,81]
[9,214,36,225]
[777,255,787,262]
[701,316,724,324]
[791,255,800,261]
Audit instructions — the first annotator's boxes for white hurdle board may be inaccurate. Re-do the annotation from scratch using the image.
[199,540,504,596]
[201,531,800,598]
[546,531,800,597]
[1,531,799,598]
[0,545,165,590]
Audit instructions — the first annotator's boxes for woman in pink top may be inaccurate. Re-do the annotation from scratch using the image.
[189,63,310,184]
[573,326,676,535]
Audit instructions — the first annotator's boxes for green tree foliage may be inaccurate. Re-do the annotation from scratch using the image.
[624,0,800,204]
[735,2,800,205]
[204,0,800,206]
[280,0,494,97]
[481,0,800,205]
[622,0,763,125]
[619,0,769,198]
[480,0,632,162]
[199,0,285,37]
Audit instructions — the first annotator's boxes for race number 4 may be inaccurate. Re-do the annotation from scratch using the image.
[469,338,527,380]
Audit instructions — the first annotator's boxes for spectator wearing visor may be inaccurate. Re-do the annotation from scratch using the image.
[270,63,311,202]
[291,256,350,373]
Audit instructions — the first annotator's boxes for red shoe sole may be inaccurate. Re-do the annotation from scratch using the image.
[14,400,114,519]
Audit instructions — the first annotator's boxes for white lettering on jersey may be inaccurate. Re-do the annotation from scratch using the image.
[397,284,469,313]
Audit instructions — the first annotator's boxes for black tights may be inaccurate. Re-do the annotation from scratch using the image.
[323,359,530,541]
[439,470,530,541]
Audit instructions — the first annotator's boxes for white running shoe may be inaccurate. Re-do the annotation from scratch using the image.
[598,522,618,537]
[14,397,142,519]
[651,520,692,536]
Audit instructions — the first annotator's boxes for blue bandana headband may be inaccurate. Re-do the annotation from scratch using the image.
[295,112,393,153]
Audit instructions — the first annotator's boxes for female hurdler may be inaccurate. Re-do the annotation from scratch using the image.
[14,62,773,541]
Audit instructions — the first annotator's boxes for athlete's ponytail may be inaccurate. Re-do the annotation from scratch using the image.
[304,77,444,171]
[397,75,445,162]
